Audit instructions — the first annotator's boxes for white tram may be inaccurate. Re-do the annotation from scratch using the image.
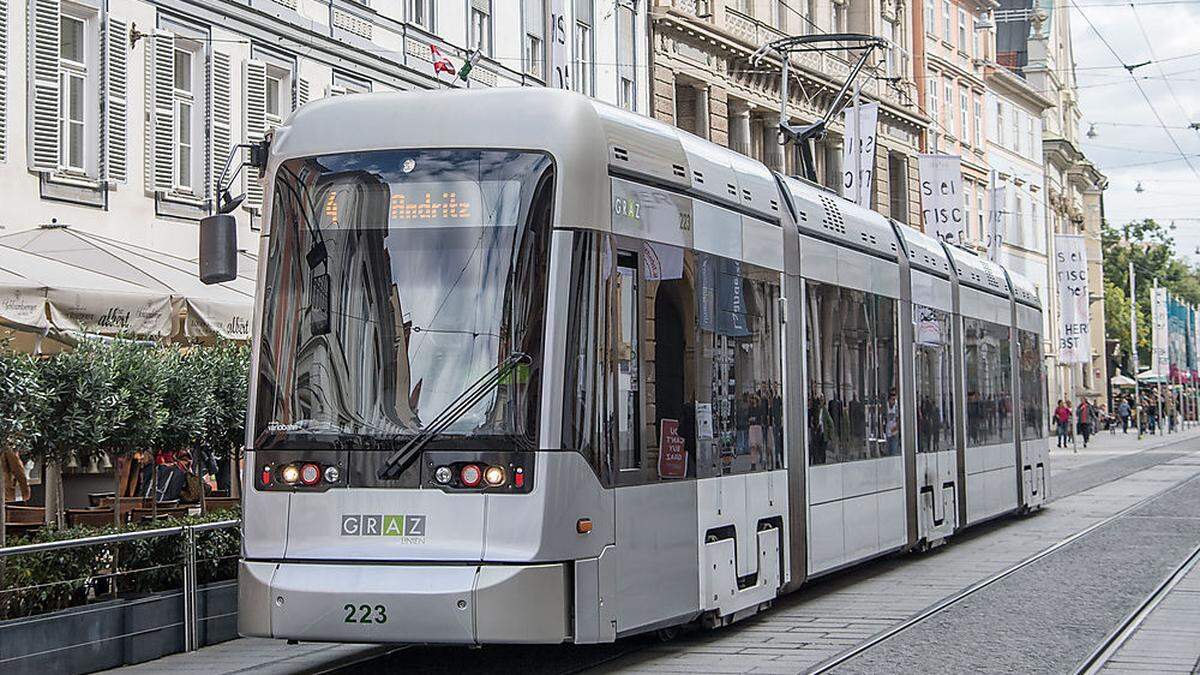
[225,87,1049,645]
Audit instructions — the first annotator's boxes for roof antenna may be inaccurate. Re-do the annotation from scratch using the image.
[751,34,886,184]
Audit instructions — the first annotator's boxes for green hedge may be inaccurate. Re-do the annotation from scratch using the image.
[0,508,240,621]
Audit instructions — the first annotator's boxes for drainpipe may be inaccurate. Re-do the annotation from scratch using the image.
[913,0,928,152]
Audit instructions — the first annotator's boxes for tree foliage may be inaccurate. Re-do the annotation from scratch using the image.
[1102,218,1200,370]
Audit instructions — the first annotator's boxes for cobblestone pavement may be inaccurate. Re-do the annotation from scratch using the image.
[1099,544,1200,674]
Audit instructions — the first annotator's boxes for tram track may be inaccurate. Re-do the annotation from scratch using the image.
[1073,541,1200,674]
[806,467,1200,674]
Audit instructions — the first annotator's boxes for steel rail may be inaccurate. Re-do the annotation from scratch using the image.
[805,469,1200,674]
[1074,541,1200,674]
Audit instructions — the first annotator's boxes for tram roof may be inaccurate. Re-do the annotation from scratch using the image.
[944,245,1012,298]
[894,225,953,278]
[1006,269,1042,310]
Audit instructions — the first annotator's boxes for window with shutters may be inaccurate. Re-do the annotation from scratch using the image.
[573,0,593,96]
[331,72,371,95]
[973,97,982,146]
[957,9,967,52]
[470,0,491,56]
[58,12,89,173]
[408,0,434,30]
[523,0,545,79]
[172,41,203,194]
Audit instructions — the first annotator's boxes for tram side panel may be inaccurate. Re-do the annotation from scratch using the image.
[1014,303,1049,509]
[798,233,908,575]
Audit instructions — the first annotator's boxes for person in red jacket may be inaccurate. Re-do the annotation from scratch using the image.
[1054,400,1071,448]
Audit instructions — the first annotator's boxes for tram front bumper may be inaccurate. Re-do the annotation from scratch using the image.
[239,560,569,644]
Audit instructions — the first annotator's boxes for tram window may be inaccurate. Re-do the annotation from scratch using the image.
[914,305,955,454]
[615,252,641,470]
[963,317,1014,447]
[805,281,900,465]
[561,232,608,474]
[1018,329,1045,441]
[695,254,784,475]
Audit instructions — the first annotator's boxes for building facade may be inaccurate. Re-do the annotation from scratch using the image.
[916,0,995,248]
[2,0,649,258]
[649,0,927,223]
[983,61,1052,351]
[996,0,1107,402]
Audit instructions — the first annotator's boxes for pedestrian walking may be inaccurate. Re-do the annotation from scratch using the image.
[1076,399,1093,449]
[1118,398,1131,433]
[1167,396,1178,433]
[1054,400,1071,448]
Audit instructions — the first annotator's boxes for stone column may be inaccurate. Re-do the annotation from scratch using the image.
[730,106,752,156]
[761,115,784,171]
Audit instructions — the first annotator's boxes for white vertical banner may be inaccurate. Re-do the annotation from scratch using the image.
[841,102,879,208]
[1153,286,1169,377]
[1054,234,1091,364]
[918,154,966,245]
[550,0,571,89]
[986,173,1006,262]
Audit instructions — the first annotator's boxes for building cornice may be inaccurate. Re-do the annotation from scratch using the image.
[983,63,1056,112]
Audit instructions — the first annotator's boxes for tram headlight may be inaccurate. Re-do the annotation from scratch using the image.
[460,464,483,487]
[483,465,506,487]
[323,466,340,483]
[280,464,301,484]
[434,466,454,484]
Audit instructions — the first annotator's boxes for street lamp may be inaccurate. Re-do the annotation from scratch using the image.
[1086,124,1098,139]
[1135,181,1145,193]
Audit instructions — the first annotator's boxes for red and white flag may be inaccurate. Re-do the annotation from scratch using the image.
[430,45,456,78]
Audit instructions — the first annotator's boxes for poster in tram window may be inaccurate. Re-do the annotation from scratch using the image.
[658,418,687,479]
[917,154,966,246]
[1054,234,1091,364]
[914,305,944,347]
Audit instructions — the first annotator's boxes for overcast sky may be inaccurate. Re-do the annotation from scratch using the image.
[1070,0,1200,264]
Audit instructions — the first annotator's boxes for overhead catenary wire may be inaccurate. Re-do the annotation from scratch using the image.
[1129,2,1195,127]
[1068,0,1200,182]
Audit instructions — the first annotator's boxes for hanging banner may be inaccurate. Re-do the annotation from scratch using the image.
[549,0,570,89]
[1054,234,1091,364]
[1152,287,1169,377]
[918,154,965,245]
[1192,305,1200,380]
[841,102,879,208]
[1169,296,1188,383]
[986,175,1006,262]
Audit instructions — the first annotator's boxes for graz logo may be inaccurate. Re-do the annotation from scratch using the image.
[341,514,426,542]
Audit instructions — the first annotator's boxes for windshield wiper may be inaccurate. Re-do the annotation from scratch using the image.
[376,352,532,480]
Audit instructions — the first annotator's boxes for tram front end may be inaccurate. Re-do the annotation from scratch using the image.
[226,137,611,645]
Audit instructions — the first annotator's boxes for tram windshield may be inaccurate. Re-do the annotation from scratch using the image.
[252,149,554,450]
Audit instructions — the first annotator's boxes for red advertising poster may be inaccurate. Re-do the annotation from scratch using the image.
[658,419,687,479]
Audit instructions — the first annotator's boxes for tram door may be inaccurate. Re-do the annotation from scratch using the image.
[609,249,701,635]
[914,306,957,544]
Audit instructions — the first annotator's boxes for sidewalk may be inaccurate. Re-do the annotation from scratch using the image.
[107,639,394,674]
[1048,421,1200,474]
[1100,552,1200,674]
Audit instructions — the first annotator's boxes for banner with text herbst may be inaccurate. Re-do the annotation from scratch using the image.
[918,154,965,246]
[1054,234,1091,364]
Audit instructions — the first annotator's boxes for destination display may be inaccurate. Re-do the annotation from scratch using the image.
[317,179,519,229]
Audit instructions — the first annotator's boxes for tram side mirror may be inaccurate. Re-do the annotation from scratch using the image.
[310,272,331,336]
[199,213,238,285]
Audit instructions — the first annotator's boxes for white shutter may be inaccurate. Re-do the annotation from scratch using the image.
[103,17,128,182]
[208,50,232,201]
[296,77,309,107]
[144,29,175,192]
[27,0,60,171]
[0,0,9,161]
[325,84,349,97]
[243,59,267,210]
